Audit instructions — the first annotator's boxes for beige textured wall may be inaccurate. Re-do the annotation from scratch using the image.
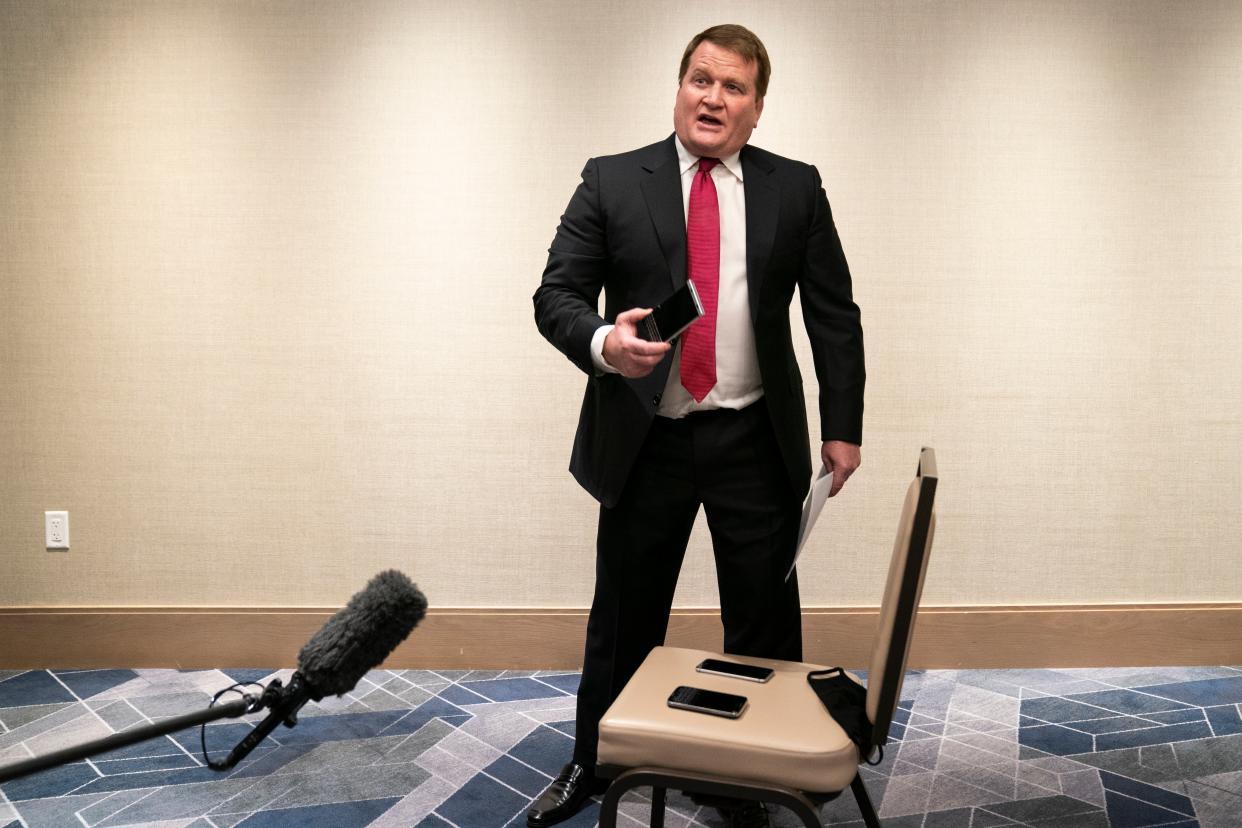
[2,0,1240,609]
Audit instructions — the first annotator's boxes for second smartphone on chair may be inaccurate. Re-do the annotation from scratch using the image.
[695,658,775,683]
[667,685,749,719]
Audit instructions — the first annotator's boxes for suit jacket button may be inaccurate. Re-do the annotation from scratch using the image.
[652,393,662,406]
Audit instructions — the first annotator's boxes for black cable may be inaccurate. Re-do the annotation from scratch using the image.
[200,681,267,770]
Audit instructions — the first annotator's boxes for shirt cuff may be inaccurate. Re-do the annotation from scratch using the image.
[590,324,620,374]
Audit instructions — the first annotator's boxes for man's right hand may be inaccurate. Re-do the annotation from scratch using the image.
[602,308,672,378]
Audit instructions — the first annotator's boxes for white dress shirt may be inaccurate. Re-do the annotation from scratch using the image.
[590,136,763,417]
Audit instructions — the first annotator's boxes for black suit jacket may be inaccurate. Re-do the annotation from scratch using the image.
[534,135,864,508]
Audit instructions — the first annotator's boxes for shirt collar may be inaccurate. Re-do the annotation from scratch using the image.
[674,134,744,182]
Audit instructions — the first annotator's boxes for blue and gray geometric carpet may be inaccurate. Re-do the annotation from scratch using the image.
[2,666,1241,827]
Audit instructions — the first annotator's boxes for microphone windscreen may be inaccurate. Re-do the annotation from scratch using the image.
[296,569,428,698]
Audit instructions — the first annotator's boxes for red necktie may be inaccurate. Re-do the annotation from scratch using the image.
[681,157,720,402]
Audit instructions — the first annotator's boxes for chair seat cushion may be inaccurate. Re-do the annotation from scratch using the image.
[597,646,861,793]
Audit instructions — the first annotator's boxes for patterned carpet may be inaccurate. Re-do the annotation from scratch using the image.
[2,665,1241,827]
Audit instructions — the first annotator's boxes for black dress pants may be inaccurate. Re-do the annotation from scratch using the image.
[572,398,803,769]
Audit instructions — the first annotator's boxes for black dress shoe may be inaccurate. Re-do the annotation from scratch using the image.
[527,763,603,827]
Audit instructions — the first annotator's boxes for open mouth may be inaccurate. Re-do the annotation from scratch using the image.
[697,114,723,127]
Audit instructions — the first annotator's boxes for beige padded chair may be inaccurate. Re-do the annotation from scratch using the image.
[596,447,938,828]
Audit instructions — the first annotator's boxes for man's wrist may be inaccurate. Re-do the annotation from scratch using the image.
[590,325,619,374]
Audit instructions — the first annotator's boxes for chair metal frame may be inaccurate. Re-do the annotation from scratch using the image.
[596,448,938,828]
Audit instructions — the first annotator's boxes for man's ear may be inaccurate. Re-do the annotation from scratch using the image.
[755,96,764,126]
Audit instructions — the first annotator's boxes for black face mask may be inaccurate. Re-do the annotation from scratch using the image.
[807,667,883,765]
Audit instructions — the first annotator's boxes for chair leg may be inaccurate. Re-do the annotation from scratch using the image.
[599,774,667,828]
[850,773,881,828]
[651,785,666,828]
[599,777,626,828]
[599,767,826,828]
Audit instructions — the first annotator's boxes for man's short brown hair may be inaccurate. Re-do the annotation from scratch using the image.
[678,24,771,101]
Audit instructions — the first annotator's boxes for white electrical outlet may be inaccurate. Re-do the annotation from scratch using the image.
[45,511,70,550]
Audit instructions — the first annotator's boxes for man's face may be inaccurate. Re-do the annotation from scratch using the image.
[673,40,764,159]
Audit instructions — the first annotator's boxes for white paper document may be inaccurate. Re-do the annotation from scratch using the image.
[786,466,834,581]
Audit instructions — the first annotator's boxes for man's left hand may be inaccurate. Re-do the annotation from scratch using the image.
[822,441,861,497]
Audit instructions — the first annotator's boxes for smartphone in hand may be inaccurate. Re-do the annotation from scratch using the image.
[638,281,705,342]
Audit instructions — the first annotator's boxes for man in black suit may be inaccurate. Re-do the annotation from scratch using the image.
[529,24,864,828]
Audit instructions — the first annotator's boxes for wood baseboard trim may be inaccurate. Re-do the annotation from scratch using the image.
[1,604,1238,670]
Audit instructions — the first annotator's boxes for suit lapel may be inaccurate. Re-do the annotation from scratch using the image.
[742,146,778,322]
[640,137,687,291]
[640,138,780,307]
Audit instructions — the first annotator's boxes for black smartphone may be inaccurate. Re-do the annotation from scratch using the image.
[639,281,705,342]
[667,685,748,718]
[695,658,775,683]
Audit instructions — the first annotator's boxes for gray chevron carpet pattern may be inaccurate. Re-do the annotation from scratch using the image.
[2,666,1241,827]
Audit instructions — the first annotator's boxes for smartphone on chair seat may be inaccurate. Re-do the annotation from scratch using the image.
[695,658,775,683]
[667,685,749,719]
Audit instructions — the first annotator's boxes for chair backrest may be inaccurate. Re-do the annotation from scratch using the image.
[864,447,938,752]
